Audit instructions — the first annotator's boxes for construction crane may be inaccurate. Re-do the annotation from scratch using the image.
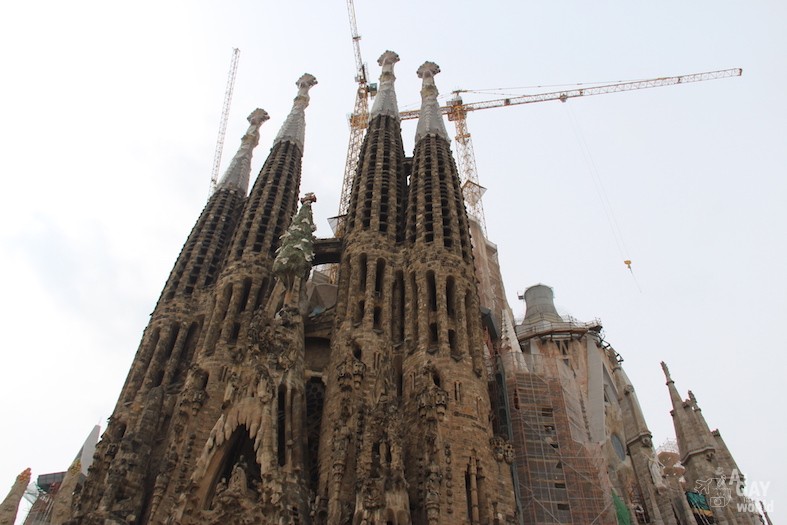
[398,68,743,235]
[209,48,241,197]
[333,0,377,235]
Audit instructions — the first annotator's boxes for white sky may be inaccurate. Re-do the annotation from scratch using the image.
[0,0,784,521]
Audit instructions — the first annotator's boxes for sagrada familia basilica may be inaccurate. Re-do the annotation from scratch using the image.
[1,51,766,525]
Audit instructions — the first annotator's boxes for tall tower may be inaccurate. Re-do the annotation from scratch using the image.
[318,50,411,525]
[70,107,270,525]
[68,74,318,525]
[401,61,516,524]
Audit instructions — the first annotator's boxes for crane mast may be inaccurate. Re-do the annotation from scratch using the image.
[399,68,742,232]
[335,0,376,235]
[209,48,241,197]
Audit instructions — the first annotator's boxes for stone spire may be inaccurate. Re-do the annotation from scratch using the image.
[218,108,269,192]
[661,362,715,465]
[415,61,449,142]
[0,467,31,525]
[228,73,316,264]
[274,73,318,150]
[370,50,400,120]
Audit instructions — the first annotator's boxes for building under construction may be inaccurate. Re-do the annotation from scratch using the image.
[0,40,763,525]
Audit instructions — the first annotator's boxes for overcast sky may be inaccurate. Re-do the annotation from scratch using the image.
[1,0,784,521]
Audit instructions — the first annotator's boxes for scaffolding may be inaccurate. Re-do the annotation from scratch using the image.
[497,352,615,524]
[22,480,60,525]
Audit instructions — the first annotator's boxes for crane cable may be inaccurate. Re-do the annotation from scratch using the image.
[562,104,642,292]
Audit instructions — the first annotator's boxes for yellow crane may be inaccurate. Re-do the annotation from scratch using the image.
[332,0,377,235]
[398,68,742,235]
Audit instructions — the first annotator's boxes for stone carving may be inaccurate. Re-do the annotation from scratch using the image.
[336,356,366,391]
[182,366,208,416]
[148,449,177,520]
[490,436,505,462]
[424,460,442,520]
[418,385,448,421]
[273,194,317,291]
[648,456,667,491]
[227,457,249,494]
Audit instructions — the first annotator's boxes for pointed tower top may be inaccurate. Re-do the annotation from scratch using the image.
[218,108,270,192]
[660,361,673,382]
[370,50,400,120]
[274,73,318,150]
[415,61,449,142]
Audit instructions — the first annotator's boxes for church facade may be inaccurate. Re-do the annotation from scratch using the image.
[9,51,759,525]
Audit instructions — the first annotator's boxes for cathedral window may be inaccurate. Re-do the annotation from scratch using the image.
[374,259,385,297]
[429,323,439,347]
[427,271,437,312]
[277,385,287,467]
[448,329,457,354]
[220,284,233,321]
[305,378,324,495]
[465,470,473,522]
[358,254,368,293]
[446,277,456,317]
[164,324,181,360]
[253,278,269,310]
[373,307,382,331]
[239,277,252,312]
[354,300,364,326]
[410,273,419,341]
[228,322,241,344]
[431,369,441,388]
[392,270,405,343]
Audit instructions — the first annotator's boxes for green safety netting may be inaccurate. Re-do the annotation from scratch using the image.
[613,493,632,525]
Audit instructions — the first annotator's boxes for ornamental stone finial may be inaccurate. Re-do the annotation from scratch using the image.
[415,61,448,142]
[378,50,400,70]
[295,73,318,98]
[417,61,441,81]
[248,108,270,127]
[218,108,269,192]
[371,50,401,119]
[275,74,318,149]
[300,192,317,204]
